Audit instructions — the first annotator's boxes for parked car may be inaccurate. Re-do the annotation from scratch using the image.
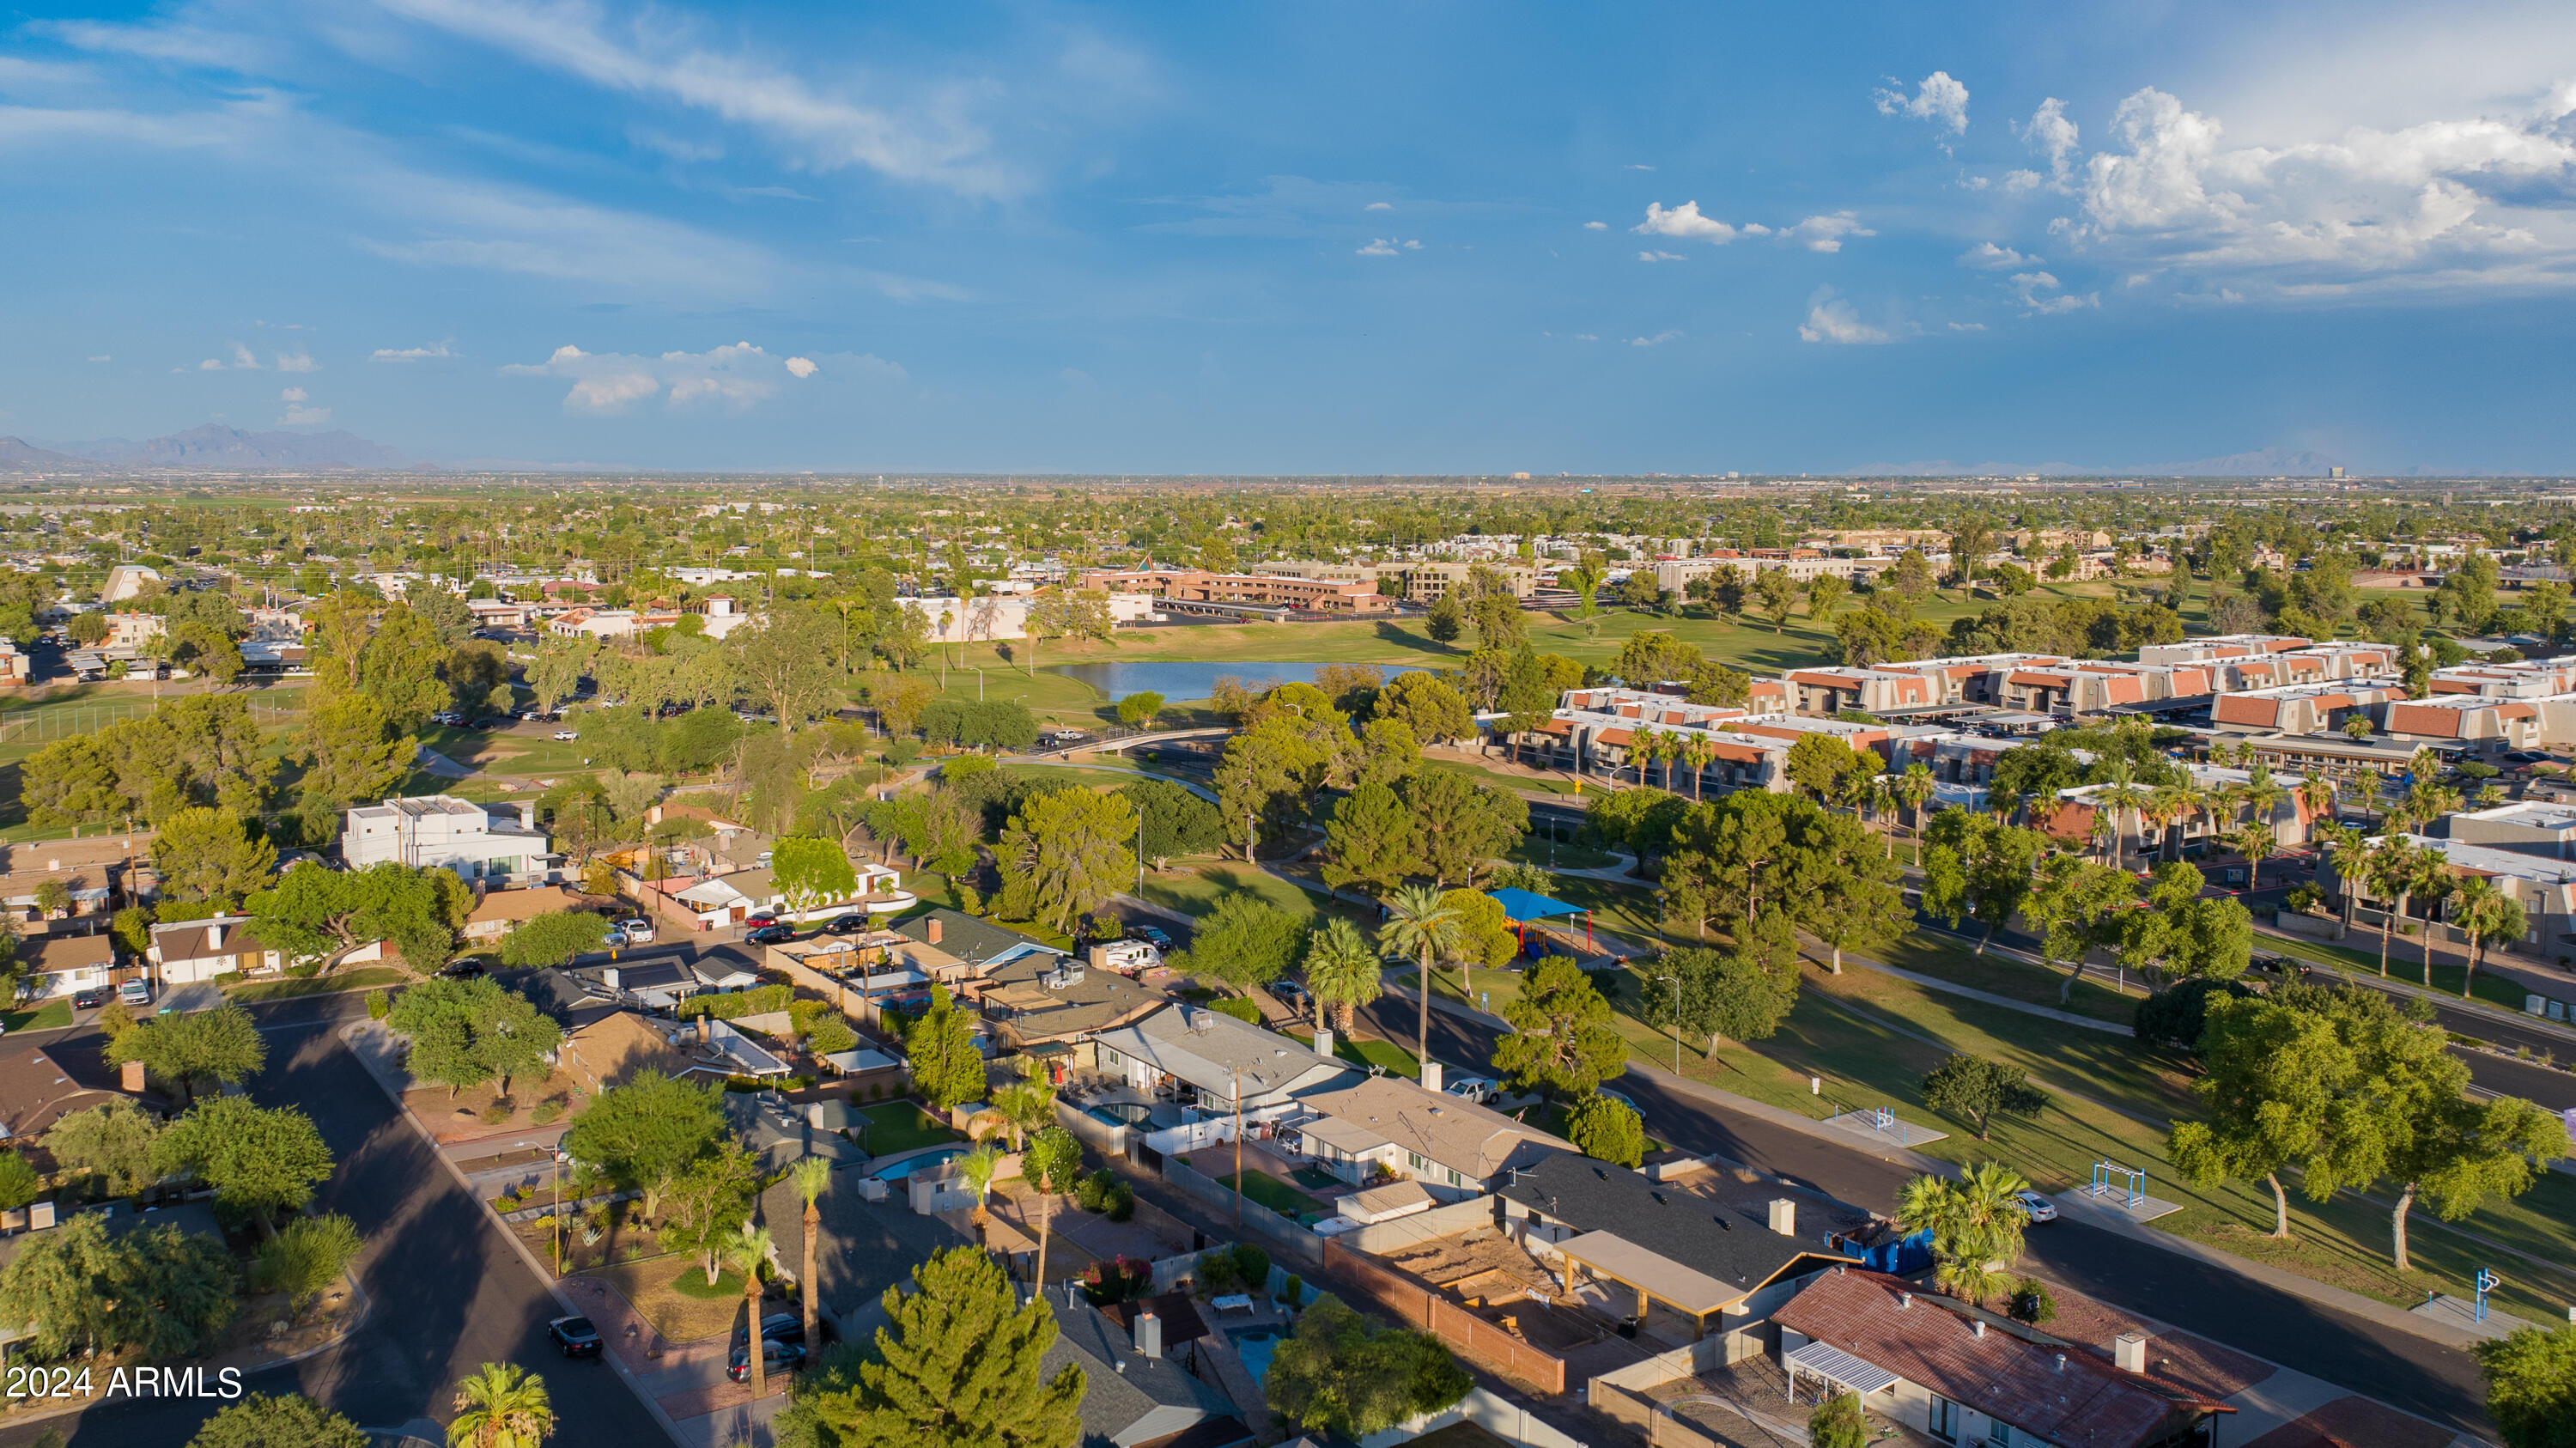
[1443,1074,1498,1105]
[2013,1189,2059,1224]
[118,979,152,1007]
[745,908,779,925]
[548,1316,604,1359]
[71,987,109,1010]
[732,1312,805,1353]
[472,717,507,730]
[726,1337,806,1383]
[437,957,489,979]
[744,923,795,945]
[1597,1087,1638,1115]
[430,710,464,727]
[617,918,655,945]
[552,729,580,741]
[1270,980,1311,1013]
[1127,924,1173,950]
[823,915,871,935]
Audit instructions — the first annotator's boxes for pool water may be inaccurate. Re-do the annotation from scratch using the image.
[1231,1327,1282,1384]
[872,1147,966,1182]
[1087,1103,1155,1129]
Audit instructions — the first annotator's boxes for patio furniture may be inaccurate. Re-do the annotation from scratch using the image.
[1210,1293,1255,1315]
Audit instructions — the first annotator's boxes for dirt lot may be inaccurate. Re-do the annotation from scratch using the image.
[579,1253,783,1343]
[403,1071,584,1144]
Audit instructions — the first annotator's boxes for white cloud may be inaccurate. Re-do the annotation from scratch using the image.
[278,384,330,425]
[1573,333,1598,341]
[1636,200,1741,244]
[1874,71,1971,134]
[276,351,317,373]
[502,340,829,415]
[1357,238,1400,256]
[2020,98,2081,188]
[2063,82,2576,291]
[1583,221,1607,230]
[1779,212,1874,252]
[1365,201,1392,210]
[1637,250,1686,263]
[374,0,1009,195]
[373,340,456,361]
[1798,295,1893,344]
[2009,271,2099,313]
[2003,170,2044,193]
[230,343,259,369]
[1959,242,2037,269]
[279,386,307,401]
[196,358,222,371]
[1404,239,1421,250]
[1947,321,1989,332]
[87,355,109,362]
[1629,330,1681,347]
[1624,163,1655,171]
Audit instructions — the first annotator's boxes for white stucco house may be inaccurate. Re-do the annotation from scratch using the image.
[341,795,560,883]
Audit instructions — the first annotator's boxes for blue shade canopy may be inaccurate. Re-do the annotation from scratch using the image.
[1485,887,1583,922]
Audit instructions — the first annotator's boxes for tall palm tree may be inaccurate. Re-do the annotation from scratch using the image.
[2363,834,2421,978]
[2297,774,2338,832]
[1868,772,1899,856]
[2235,763,2286,837]
[2228,821,2276,893]
[788,1158,830,1354]
[2451,874,2524,1002]
[992,1056,1058,1151]
[958,1144,1004,1232]
[448,1363,554,1448]
[1378,884,1466,1076]
[1024,1127,1084,1305]
[728,1221,776,1400]
[2093,760,2150,873]
[1895,1162,2032,1304]
[1679,733,1715,801]
[2407,850,2458,987]
[1896,764,1937,865]
[1303,916,1384,1036]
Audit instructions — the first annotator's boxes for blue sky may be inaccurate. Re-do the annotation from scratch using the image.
[6,0,2576,472]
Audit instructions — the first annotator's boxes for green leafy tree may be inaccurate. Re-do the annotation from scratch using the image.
[2168,992,2348,1238]
[357,604,453,735]
[448,1361,556,1448]
[1119,778,1226,867]
[1376,671,1473,745]
[156,1096,335,1232]
[903,984,989,1112]
[1643,930,1798,1058]
[1439,887,1517,992]
[1810,1392,1869,1448]
[1266,1293,1471,1439]
[295,694,415,828]
[1895,1162,2031,1302]
[728,605,843,731]
[1919,1054,2049,1141]
[42,1099,164,1197]
[252,1212,363,1317]
[559,1070,729,1218]
[1788,808,1906,973]
[1492,957,1628,1099]
[108,1002,266,1105]
[152,806,278,907]
[997,786,1138,932]
[1321,782,1424,895]
[1566,1092,1645,1168]
[1173,893,1305,995]
[0,1212,237,1360]
[0,1150,38,1211]
[1115,691,1166,729]
[2478,1325,2576,1448]
[499,910,614,968]
[660,1141,762,1287]
[190,1394,369,1448]
[781,1245,1084,1448]
[1400,768,1527,888]
[775,834,861,915]
[1212,717,1329,861]
[1424,589,1465,643]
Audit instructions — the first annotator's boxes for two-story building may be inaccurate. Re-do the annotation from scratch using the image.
[341,795,559,883]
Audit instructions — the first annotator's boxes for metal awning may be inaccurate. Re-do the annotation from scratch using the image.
[1786,1341,1899,1396]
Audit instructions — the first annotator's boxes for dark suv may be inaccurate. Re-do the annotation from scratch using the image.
[548,1316,604,1358]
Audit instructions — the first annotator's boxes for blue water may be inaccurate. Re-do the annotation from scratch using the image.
[872,1147,966,1182]
[1232,1327,1282,1384]
[1049,660,1335,701]
[1087,1103,1154,1129]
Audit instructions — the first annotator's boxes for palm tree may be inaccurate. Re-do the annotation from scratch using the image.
[728,1222,776,1400]
[2298,774,2338,839]
[1896,764,1937,865]
[448,1363,554,1448]
[1378,884,1466,1076]
[1868,772,1898,856]
[958,1144,1004,1232]
[2236,763,2286,837]
[1679,733,1715,801]
[2451,874,2524,1001]
[2362,834,2420,978]
[1303,916,1384,1036]
[2094,760,2150,872]
[2475,782,2507,808]
[1895,1161,2032,1304]
[2228,821,2276,893]
[2407,850,2458,988]
[1024,1127,1084,1305]
[788,1158,830,1354]
[992,1056,1058,1151]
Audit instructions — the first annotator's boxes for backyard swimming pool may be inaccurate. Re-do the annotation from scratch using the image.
[1085,1103,1155,1129]
[1231,1326,1282,1384]
[871,1147,966,1182]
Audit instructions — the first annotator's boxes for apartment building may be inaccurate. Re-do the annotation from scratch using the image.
[2137,635,2311,666]
[901,591,1160,642]
[1396,561,1535,602]
[1784,666,1939,716]
[2328,834,2576,960]
[2384,695,2546,752]
[2447,802,2576,861]
[1074,568,1389,612]
[2211,681,2400,737]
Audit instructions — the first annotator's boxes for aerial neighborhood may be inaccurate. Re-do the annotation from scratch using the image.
[2,479,2575,1448]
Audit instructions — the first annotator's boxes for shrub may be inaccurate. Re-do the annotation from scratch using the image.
[2007,1276,2057,1326]
[1281,1273,1303,1307]
[808,1019,859,1056]
[1810,1392,1868,1448]
[1106,1180,1135,1222]
[252,1213,362,1316]
[2284,883,2326,916]
[366,992,390,1021]
[882,739,922,766]
[530,1100,563,1126]
[957,885,985,916]
[2134,976,2255,1056]
[1080,1255,1151,1305]
[1230,1241,1271,1294]
[1207,997,1263,1025]
[1197,1250,1243,1297]
[479,1103,513,1124]
[1077,1167,1115,1213]
[1567,1092,1646,1168]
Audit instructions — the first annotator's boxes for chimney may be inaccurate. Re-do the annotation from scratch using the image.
[1419,1062,1443,1094]
[697,1016,713,1046]
[928,917,943,945]
[1897,1292,1912,1309]
[206,921,225,951]
[2055,1354,2067,1372]
[1972,1320,1986,1340]
[122,1057,146,1092]
[2113,1332,2148,1373]
[1767,1198,1796,1237]
[1135,1310,1163,1360]
[1314,1027,1335,1060]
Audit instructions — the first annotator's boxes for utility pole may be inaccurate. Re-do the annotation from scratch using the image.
[1137,806,1145,897]
[1232,1068,1243,1225]
[1656,973,1680,1077]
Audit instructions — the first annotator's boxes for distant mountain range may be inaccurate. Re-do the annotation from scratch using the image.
[1842,447,2349,478]
[0,424,416,472]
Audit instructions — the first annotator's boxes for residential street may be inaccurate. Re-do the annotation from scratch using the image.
[0,995,670,1448]
[1349,997,2495,1438]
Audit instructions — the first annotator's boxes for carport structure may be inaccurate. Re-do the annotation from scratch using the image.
[1486,885,1594,952]
[1549,1231,1750,1342]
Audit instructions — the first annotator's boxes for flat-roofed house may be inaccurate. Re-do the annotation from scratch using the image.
[342,794,559,883]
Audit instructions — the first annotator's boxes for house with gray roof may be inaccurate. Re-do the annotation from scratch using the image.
[1040,1294,1252,1448]
[1090,1002,1357,1112]
[756,1166,969,1343]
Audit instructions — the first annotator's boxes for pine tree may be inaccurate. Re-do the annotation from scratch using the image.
[789,1246,1084,1448]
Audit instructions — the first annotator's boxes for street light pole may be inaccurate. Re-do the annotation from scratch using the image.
[1656,973,1680,1077]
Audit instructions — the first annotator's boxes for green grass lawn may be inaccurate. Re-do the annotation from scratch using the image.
[1504,834,1620,872]
[3,999,74,1032]
[859,1102,963,1156]
[1875,934,2142,1026]
[2254,923,2546,1013]
[228,965,408,1003]
[1141,861,1372,932]
[1290,1025,1421,1079]
[1211,1169,1323,1219]
[1419,757,1584,799]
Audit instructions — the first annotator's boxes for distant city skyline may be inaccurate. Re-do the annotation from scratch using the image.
[5,1,2575,473]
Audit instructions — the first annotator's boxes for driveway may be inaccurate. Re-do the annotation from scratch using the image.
[1350,997,2495,1437]
[0,994,671,1446]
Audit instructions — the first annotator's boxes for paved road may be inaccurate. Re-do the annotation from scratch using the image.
[1349,997,2495,1437]
[0,995,666,1446]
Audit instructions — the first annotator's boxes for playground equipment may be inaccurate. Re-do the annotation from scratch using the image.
[2476,1269,2502,1323]
[2088,1160,2148,1211]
